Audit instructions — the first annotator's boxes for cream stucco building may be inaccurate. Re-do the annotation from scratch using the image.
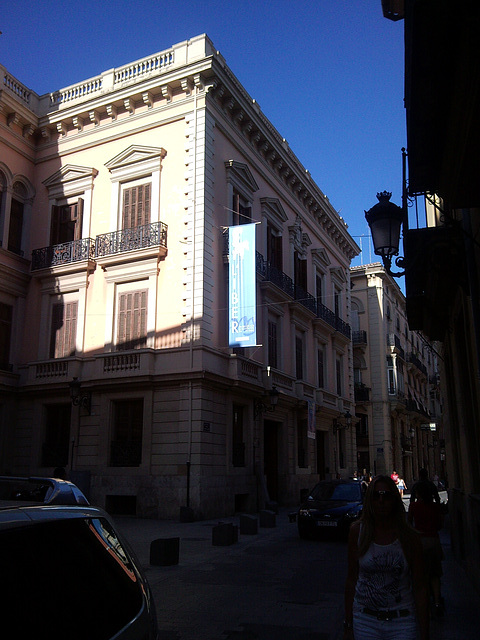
[350,263,443,485]
[0,35,359,518]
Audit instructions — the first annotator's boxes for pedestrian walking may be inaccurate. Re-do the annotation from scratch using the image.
[397,477,407,498]
[343,475,429,640]
[391,470,399,486]
[410,468,440,505]
[408,481,444,616]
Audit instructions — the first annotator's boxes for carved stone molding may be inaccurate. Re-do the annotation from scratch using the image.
[106,104,118,120]
[56,122,68,137]
[143,91,153,108]
[72,116,84,132]
[124,98,135,114]
[89,110,100,126]
[161,85,172,102]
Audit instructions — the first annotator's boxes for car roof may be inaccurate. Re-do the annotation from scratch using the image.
[0,503,108,528]
[0,476,89,506]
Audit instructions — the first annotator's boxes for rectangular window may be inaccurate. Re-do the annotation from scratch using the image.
[268,320,278,369]
[50,301,78,359]
[42,404,71,468]
[122,183,151,229]
[356,414,369,438]
[0,302,13,371]
[232,404,245,467]
[316,272,323,302]
[8,198,24,254]
[334,287,341,317]
[110,399,143,467]
[317,347,325,389]
[232,190,251,226]
[336,357,342,396]
[294,252,307,291]
[117,290,147,351]
[295,334,304,380]
[297,418,308,468]
[266,225,282,271]
[50,199,84,244]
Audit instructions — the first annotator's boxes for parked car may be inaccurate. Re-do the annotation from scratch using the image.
[297,479,365,539]
[0,475,89,505]
[0,502,158,639]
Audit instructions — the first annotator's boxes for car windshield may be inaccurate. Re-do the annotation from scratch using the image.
[310,482,361,502]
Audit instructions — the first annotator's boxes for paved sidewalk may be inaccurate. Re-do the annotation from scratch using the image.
[115,507,480,639]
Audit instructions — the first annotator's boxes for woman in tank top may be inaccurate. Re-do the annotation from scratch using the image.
[343,475,429,640]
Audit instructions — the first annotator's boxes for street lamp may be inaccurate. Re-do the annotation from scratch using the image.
[364,149,408,278]
[254,386,279,418]
[69,377,92,415]
[333,409,352,433]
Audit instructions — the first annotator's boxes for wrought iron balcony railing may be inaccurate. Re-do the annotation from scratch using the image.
[95,221,167,258]
[31,238,96,270]
[353,330,368,345]
[256,252,351,338]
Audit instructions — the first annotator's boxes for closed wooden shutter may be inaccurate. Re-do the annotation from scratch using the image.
[117,290,148,350]
[50,301,78,358]
[122,184,151,229]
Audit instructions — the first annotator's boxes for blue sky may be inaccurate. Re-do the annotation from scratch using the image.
[1,0,406,267]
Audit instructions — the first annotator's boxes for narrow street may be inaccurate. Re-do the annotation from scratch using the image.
[116,503,480,640]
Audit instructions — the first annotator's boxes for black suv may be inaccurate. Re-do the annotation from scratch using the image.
[0,480,158,639]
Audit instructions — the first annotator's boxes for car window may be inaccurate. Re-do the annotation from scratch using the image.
[0,517,143,639]
[310,483,361,502]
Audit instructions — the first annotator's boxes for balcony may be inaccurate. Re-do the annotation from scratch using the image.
[95,221,167,260]
[407,352,428,377]
[353,330,367,346]
[31,222,168,273]
[256,252,351,338]
[31,238,96,271]
[354,385,370,402]
[386,333,405,360]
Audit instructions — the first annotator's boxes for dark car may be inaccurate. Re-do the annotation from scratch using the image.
[297,479,365,539]
[0,475,89,505]
[0,502,158,639]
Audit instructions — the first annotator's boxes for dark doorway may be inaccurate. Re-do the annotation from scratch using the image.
[316,430,326,480]
[264,420,279,501]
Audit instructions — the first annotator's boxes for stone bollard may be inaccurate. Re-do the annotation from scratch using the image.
[150,537,180,566]
[212,521,238,546]
[239,513,258,535]
[259,509,276,528]
[265,500,279,514]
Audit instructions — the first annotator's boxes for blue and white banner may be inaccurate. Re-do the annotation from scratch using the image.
[228,223,257,347]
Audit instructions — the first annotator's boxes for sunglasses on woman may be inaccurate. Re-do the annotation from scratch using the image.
[372,490,394,500]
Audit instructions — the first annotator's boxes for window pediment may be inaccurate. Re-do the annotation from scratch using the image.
[311,247,331,269]
[225,160,259,195]
[43,165,98,198]
[105,146,167,172]
[260,197,288,226]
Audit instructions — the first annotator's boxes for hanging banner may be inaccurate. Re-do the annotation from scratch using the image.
[228,223,257,347]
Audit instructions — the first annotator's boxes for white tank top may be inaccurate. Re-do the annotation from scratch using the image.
[354,538,415,611]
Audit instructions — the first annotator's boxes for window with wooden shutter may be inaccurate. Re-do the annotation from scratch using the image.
[50,301,78,359]
[117,290,148,350]
[267,224,282,271]
[122,184,151,229]
[50,199,84,245]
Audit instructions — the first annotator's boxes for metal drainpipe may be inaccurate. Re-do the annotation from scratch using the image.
[186,85,199,507]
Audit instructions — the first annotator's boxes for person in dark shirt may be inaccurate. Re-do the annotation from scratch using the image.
[409,468,440,505]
